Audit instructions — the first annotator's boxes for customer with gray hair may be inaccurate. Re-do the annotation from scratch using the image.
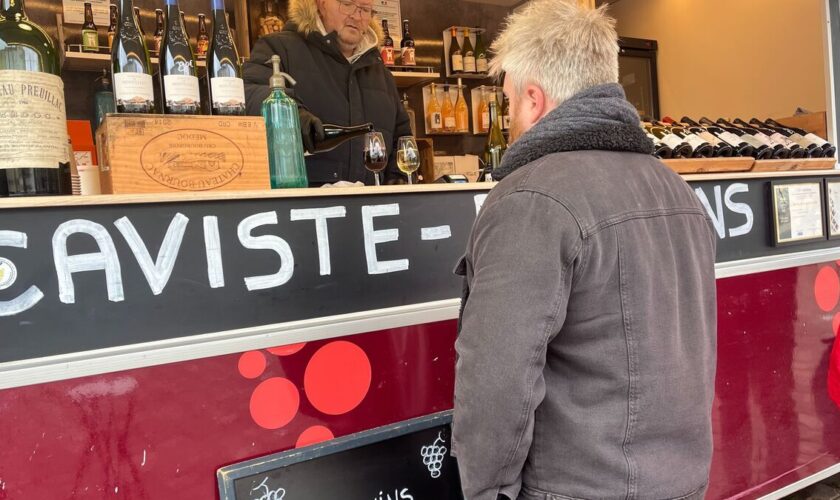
[452,1,718,499]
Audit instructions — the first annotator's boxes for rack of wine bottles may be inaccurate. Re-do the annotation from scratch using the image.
[645,117,837,160]
[441,26,489,78]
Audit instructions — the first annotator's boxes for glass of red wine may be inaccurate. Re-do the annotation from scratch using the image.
[364,131,388,186]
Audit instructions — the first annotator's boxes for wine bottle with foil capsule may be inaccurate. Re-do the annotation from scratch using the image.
[160,0,201,114]
[81,2,99,52]
[207,0,245,116]
[763,118,837,157]
[112,0,155,114]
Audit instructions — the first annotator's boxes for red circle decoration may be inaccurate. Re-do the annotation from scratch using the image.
[304,341,372,416]
[249,377,300,429]
[833,312,840,338]
[267,343,307,356]
[238,351,267,379]
[295,425,335,448]
[815,266,840,312]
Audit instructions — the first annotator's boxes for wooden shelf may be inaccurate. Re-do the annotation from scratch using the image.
[662,157,755,174]
[426,131,470,136]
[388,67,440,88]
[62,51,208,72]
[752,158,837,172]
[449,72,491,80]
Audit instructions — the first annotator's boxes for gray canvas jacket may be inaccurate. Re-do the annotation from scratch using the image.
[453,150,718,500]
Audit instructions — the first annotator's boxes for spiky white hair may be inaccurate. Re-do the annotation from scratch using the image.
[490,0,619,105]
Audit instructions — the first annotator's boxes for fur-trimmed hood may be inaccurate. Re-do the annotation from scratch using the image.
[288,0,384,40]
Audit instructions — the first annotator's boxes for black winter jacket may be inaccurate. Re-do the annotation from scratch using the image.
[243,23,412,185]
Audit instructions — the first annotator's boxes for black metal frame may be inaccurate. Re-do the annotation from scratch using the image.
[619,37,660,120]
[769,179,827,247]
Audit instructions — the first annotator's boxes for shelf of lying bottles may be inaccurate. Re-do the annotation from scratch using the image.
[661,157,837,174]
[387,65,440,89]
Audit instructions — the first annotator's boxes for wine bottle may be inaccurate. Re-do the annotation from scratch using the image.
[763,118,836,157]
[455,85,469,132]
[442,85,456,132]
[483,96,507,181]
[478,88,490,133]
[685,117,754,158]
[645,123,692,158]
[462,28,476,73]
[474,28,488,74]
[133,7,145,36]
[449,26,463,74]
[160,0,201,114]
[734,118,805,159]
[380,19,395,66]
[400,20,415,66]
[112,0,155,114]
[107,4,118,48]
[501,95,511,131]
[180,11,188,39]
[427,83,442,132]
[82,2,100,53]
[152,9,164,53]
[402,93,417,136]
[645,130,673,159]
[258,0,284,36]
[0,0,71,197]
[196,13,209,57]
[312,123,374,153]
[701,117,771,159]
[92,69,115,132]
[207,0,245,116]
[717,118,789,159]
[663,116,732,157]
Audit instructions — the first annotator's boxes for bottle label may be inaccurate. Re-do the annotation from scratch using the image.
[805,132,829,147]
[210,77,246,110]
[107,31,115,49]
[197,40,209,56]
[401,47,416,65]
[464,55,477,73]
[82,30,99,50]
[502,115,511,130]
[719,131,744,147]
[741,134,766,149]
[444,116,456,129]
[164,74,201,108]
[750,131,774,147]
[769,132,797,149]
[0,70,69,170]
[381,47,395,65]
[430,112,442,130]
[683,134,707,150]
[153,35,163,53]
[114,72,155,109]
[476,55,488,73]
[696,131,720,145]
[451,53,464,73]
[660,133,684,150]
[481,111,490,131]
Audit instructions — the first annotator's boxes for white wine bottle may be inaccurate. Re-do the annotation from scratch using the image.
[207,0,245,116]
[160,0,201,114]
[483,95,507,180]
[112,0,155,114]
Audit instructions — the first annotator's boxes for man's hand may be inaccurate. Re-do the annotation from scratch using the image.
[299,108,325,153]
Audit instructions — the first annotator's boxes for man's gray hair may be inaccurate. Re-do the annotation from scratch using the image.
[490,0,619,105]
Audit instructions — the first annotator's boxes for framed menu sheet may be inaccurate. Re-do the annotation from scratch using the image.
[825,178,840,239]
[770,180,826,246]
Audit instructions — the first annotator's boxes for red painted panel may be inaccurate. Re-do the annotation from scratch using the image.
[710,265,840,499]
[0,321,457,499]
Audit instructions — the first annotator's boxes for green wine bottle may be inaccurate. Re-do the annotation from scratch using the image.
[111,0,155,113]
[207,0,245,116]
[0,0,71,197]
[160,0,201,114]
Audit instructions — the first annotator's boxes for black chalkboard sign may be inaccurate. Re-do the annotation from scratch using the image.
[217,412,463,500]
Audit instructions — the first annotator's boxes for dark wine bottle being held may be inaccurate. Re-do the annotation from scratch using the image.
[82,2,99,52]
[0,0,71,197]
[657,119,714,158]
[152,9,164,53]
[763,118,836,157]
[112,0,155,114]
[701,117,772,159]
[107,4,118,48]
[312,123,374,154]
[196,13,209,57]
[160,0,201,115]
[717,118,789,159]
[682,116,753,158]
[207,0,245,116]
[734,118,805,159]
[664,116,733,157]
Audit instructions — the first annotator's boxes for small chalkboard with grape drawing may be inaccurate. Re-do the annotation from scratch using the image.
[217,411,463,500]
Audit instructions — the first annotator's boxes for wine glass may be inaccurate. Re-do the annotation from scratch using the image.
[364,131,387,186]
[396,136,420,185]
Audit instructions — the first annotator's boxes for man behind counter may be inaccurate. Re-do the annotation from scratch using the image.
[243,0,412,186]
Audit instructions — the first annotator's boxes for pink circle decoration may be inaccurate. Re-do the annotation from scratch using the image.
[238,351,266,379]
[304,341,372,416]
[815,266,840,312]
[267,343,307,356]
[295,425,335,448]
[249,377,300,430]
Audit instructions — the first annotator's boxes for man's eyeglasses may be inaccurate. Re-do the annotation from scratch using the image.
[335,0,376,18]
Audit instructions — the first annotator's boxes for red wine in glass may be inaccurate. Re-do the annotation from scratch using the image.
[364,131,387,186]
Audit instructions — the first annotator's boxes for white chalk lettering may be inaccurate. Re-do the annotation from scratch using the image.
[0,231,44,316]
[421,226,452,241]
[203,216,225,288]
[251,477,285,500]
[724,183,753,238]
[290,206,347,276]
[114,214,189,296]
[694,186,725,239]
[474,194,488,214]
[362,204,409,275]
[238,212,294,291]
[53,220,124,304]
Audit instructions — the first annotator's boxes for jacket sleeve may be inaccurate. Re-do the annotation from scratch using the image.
[453,190,581,500]
[244,36,288,116]
[384,74,413,183]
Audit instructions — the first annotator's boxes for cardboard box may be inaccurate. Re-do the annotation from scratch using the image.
[96,114,270,194]
[424,154,481,183]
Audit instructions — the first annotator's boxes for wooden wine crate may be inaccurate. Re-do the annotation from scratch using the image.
[661,157,755,174]
[774,111,828,143]
[96,114,270,194]
[752,158,837,172]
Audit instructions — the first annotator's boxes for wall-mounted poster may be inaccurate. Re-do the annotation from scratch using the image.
[63,0,110,25]
[825,178,840,239]
[771,180,826,246]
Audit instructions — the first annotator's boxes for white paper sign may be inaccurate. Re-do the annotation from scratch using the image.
[773,182,824,243]
[375,0,402,47]
[63,0,110,26]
